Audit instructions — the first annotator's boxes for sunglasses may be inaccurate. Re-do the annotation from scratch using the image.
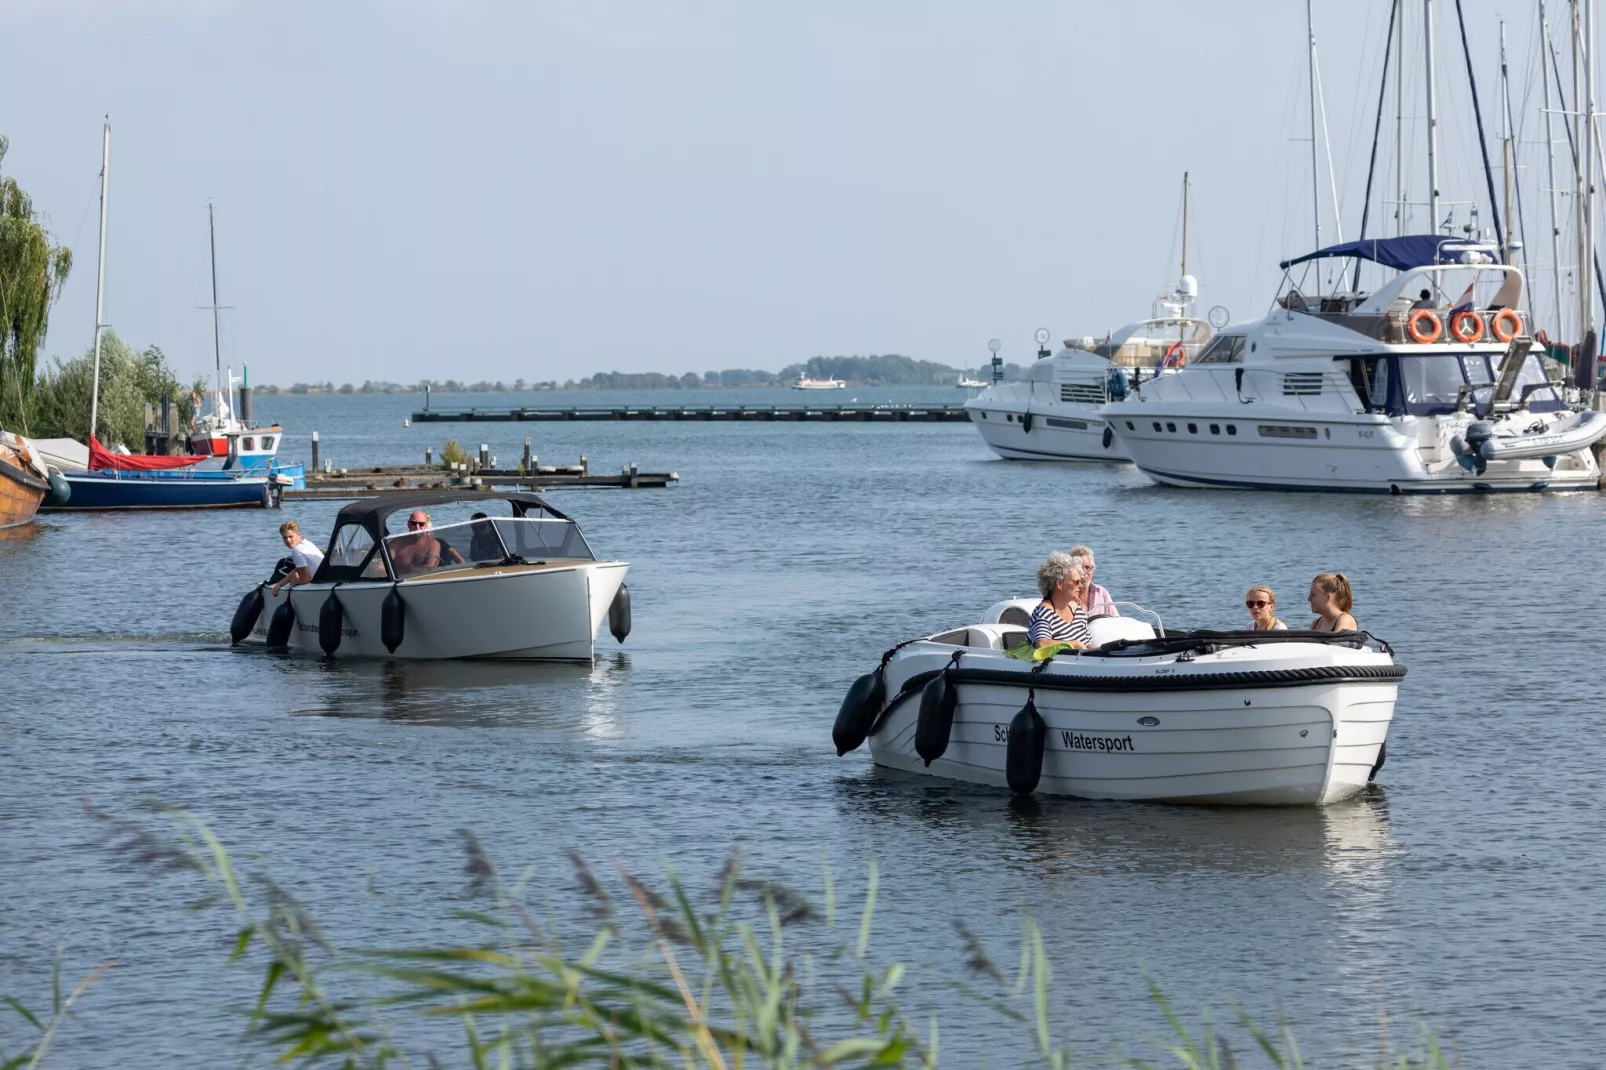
[1245,599,1272,608]
[408,520,428,529]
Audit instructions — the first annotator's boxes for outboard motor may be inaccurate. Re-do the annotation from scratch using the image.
[381,585,406,654]
[265,597,296,651]
[1451,420,1496,475]
[230,586,265,644]
[914,670,958,766]
[608,584,631,644]
[1105,365,1130,401]
[832,666,886,756]
[318,589,344,656]
[1004,695,1048,796]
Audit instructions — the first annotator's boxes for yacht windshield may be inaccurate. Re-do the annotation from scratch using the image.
[383,517,595,578]
[1400,355,1466,415]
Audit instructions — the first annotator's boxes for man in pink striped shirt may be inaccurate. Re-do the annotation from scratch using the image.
[1067,544,1118,617]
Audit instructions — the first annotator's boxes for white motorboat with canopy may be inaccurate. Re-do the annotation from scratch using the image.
[832,599,1404,806]
[965,279,1214,462]
[1102,236,1606,492]
[229,490,630,661]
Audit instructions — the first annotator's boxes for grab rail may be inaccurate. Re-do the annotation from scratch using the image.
[1095,601,1164,638]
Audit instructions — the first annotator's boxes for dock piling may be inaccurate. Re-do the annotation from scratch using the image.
[311,431,320,472]
[522,437,532,473]
[425,446,433,465]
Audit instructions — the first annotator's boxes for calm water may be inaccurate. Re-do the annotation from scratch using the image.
[3,388,1604,1065]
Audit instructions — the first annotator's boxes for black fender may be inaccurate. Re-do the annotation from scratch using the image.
[318,589,344,656]
[832,667,885,756]
[230,586,265,644]
[1004,695,1048,795]
[1102,426,1114,450]
[609,584,632,644]
[914,670,958,766]
[1368,739,1387,782]
[265,597,296,651]
[1020,411,1034,434]
[381,585,406,654]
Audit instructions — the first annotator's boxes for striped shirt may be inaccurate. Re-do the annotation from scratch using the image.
[1028,602,1093,647]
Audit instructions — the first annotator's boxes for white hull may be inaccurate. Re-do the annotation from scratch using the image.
[846,614,1402,806]
[243,560,628,660]
[965,380,1128,462]
[1103,403,1601,493]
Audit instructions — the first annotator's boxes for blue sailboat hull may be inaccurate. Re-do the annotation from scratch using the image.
[44,469,273,511]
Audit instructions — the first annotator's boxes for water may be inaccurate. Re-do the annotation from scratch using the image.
[3,387,1604,1065]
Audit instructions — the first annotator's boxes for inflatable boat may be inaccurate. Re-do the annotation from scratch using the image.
[1450,408,1606,471]
[833,600,1405,806]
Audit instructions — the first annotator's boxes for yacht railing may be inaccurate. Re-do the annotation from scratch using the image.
[1095,602,1164,637]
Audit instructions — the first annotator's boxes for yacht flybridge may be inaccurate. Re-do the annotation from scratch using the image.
[1102,237,1606,493]
[965,279,1214,462]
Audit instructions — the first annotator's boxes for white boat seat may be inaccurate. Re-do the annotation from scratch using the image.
[1088,615,1157,645]
[998,606,1032,627]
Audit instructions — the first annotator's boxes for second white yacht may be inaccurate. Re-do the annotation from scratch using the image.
[964,279,1214,461]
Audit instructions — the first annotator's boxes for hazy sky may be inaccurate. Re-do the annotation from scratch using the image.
[0,0,1572,386]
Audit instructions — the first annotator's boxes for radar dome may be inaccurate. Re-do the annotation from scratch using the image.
[1178,274,1199,298]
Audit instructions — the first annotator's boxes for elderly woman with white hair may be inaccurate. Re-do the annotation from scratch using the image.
[1028,552,1094,649]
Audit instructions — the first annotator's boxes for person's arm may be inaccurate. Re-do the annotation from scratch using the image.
[273,565,311,596]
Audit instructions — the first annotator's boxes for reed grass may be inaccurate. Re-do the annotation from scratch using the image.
[0,803,1456,1069]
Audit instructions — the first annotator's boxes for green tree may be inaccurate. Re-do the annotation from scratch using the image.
[30,330,187,446]
[0,135,74,431]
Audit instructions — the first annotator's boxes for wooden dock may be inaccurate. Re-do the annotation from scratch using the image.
[409,403,972,423]
[283,460,676,501]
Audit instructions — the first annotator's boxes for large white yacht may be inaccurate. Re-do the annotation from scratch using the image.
[1102,237,1606,493]
[964,279,1214,461]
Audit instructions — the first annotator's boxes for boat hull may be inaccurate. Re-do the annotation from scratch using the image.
[0,454,48,529]
[44,470,274,510]
[965,393,1129,462]
[242,560,629,661]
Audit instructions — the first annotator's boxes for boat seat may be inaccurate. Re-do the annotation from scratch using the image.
[998,606,1032,627]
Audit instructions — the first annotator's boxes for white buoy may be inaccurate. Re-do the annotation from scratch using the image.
[403,418,410,427]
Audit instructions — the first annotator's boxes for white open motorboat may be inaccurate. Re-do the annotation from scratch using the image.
[229,491,630,661]
[833,600,1404,806]
[965,278,1214,462]
[1102,237,1606,493]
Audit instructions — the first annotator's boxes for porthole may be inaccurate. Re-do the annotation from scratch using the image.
[1126,421,1135,431]
[1166,422,1177,433]
[1324,427,1331,439]
[1006,414,1013,422]
[1152,421,1162,432]
[1187,423,1198,434]
[1227,425,1238,435]
[1209,424,1220,435]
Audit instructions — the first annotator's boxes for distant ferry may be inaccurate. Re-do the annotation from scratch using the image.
[791,376,847,390]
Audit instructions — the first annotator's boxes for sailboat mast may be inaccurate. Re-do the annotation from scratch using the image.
[1425,0,1442,230]
[1541,0,1568,338]
[1501,21,1515,263]
[1397,0,1407,233]
[1307,0,1322,259]
[1584,0,1597,364]
[1181,171,1189,278]
[208,202,222,393]
[88,118,110,443]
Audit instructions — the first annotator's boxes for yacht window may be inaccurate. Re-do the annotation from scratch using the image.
[1152,421,1162,432]
[1227,424,1238,435]
[1500,353,1564,411]
[1194,334,1245,365]
[1209,424,1220,434]
[1126,421,1135,430]
[1461,354,1495,412]
[1165,422,1177,433]
[1187,423,1197,434]
[1400,355,1467,415]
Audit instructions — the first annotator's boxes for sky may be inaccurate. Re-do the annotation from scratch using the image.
[0,0,1587,387]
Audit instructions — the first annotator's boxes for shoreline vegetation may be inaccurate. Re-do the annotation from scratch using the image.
[251,355,1028,396]
[2,803,1454,1069]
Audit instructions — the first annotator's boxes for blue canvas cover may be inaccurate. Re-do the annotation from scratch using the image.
[1278,235,1488,272]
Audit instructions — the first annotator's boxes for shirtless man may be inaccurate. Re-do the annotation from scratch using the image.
[389,510,443,575]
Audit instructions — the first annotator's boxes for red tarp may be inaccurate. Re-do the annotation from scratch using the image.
[89,436,205,471]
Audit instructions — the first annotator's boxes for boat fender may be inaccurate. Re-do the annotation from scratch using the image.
[832,667,885,756]
[609,583,632,644]
[318,589,344,656]
[1020,412,1033,434]
[381,585,406,653]
[1368,740,1387,782]
[1004,694,1048,796]
[914,668,959,766]
[45,472,71,506]
[265,596,296,651]
[1102,426,1114,450]
[230,586,265,644]
[1105,365,1130,401]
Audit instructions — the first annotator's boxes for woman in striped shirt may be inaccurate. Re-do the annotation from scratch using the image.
[1028,552,1094,649]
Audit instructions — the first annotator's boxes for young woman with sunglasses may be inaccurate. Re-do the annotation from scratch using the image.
[1244,585,1285,631]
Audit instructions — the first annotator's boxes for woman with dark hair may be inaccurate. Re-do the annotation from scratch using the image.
[1308,573,1357,631]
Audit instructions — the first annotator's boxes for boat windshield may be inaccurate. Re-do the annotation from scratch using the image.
[1399,352,1563,415]
[383,517,595,578]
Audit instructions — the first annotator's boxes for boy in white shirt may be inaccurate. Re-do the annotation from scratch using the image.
[272,519,326,595]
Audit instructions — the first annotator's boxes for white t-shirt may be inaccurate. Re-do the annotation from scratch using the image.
[290,537,325,572]
[1249,618,1288,631]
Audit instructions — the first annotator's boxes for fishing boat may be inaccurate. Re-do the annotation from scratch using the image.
[791,375,846,390]
[966,175,1214,462]
[832,599,1403,805]
[1102,238,1606,492]
[229,490,631,661]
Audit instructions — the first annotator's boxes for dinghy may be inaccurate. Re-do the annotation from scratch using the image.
[833,600,1404,806]
[229,490,629,661]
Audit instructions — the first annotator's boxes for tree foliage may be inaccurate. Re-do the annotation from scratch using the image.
[0,135,74,430]
[30,330,194,446]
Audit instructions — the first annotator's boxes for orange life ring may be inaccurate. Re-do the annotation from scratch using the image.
[1449,310,1485,343]
[1407,309,1443,344]
[1490,308,1523,343]
[1162,342,1187,368]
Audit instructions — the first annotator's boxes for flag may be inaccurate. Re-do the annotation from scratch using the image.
[1450,282,1476,313]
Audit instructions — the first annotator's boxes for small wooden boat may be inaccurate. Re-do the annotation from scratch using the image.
[0,436,52,528]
